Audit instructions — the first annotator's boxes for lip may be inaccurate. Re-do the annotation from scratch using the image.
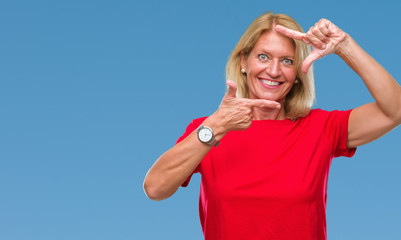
[258,78,283,89]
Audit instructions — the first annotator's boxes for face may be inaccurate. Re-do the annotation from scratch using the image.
[241,30,297,104]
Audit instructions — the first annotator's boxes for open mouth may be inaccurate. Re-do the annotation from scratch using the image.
[258,78,283,87]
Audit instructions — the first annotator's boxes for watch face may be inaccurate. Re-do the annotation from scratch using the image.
[198,128,213,142]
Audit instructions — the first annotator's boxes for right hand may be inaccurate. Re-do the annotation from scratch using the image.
[275,19,347,73]
[208,80,281,134]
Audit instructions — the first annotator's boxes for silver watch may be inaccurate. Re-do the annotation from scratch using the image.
[196,124,220,147]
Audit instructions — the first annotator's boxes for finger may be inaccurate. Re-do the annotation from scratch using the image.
[306,30,327,50]
[244,113,253,123]
[317,19,330,36]
[311,27,330,45]
[302,51,322,73]
[243,98,281,109]
[225,80,237,98]
[275,25,306,42]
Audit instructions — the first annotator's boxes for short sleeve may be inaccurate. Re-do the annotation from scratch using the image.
[175,117,207,187]
[325,109,357,158]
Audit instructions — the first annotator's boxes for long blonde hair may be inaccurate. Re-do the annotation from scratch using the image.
[226,12,315,120]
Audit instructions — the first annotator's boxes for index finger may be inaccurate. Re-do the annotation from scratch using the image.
[243,98,281,109]
[275,25,306,42]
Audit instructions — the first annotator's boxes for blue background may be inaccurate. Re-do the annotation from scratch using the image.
[1,0,400,239]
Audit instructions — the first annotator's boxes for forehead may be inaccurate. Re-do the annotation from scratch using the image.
[252,30,295,56]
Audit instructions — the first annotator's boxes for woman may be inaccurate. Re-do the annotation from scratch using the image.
[143,12,401,239]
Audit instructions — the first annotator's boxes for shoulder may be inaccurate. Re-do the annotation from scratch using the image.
[182,116,209,134]
[176,116,209,144]
[305,108,353,120]
[191,116,208,126]
[298,108,354,131]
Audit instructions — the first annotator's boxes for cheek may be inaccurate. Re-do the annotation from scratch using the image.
[283,68,297,82]
[247,59,265,73]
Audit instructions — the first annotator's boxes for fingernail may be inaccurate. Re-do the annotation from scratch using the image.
[321,44,326,49]
[276,104,281,109]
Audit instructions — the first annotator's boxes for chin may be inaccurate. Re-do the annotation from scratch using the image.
[257,94,284,103]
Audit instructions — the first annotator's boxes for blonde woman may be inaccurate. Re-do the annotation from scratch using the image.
[144,12,401,239]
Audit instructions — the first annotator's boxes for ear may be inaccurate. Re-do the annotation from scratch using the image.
[240,51,247,71]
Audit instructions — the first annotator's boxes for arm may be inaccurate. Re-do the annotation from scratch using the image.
[143,81,281,201]
[143,121,219,201]
[276,20,401,148]
[338,35,401,148]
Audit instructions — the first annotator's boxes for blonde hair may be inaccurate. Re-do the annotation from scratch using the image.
[226,12,315,120]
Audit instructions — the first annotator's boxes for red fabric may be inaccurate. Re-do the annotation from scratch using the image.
[176,109,356,240]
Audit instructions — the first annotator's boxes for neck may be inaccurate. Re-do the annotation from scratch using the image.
[253,106,286,120]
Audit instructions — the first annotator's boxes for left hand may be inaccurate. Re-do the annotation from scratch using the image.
[275,19,347,73]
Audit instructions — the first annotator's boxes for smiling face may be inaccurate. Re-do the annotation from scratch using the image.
[241,30,297,105]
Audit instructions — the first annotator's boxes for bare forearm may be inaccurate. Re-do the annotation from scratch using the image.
[143,116,225,201]
[143,131,211,201]
[338,35,401,120]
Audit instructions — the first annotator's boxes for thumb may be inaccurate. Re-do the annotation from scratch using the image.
[225,80,237,98]
[302,51,321,73]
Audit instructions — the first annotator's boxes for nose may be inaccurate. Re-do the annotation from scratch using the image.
[266,60,281,78]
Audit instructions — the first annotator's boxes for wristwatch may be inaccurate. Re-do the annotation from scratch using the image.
[196,124,220,147]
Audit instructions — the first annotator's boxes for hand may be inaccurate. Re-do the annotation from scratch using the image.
[275,19,347,73]
[207,80,281,134]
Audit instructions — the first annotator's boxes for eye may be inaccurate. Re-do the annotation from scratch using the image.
[282,58,294,65]
[258,54,269,61]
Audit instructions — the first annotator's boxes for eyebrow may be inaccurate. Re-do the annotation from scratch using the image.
[258,48,294,58]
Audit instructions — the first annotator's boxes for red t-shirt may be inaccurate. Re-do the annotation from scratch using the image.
[176,109,356,240]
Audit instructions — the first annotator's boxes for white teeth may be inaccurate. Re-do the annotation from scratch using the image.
[260,79,280,86]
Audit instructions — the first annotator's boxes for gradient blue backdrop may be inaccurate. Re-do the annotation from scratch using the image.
[1,0,400,239]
